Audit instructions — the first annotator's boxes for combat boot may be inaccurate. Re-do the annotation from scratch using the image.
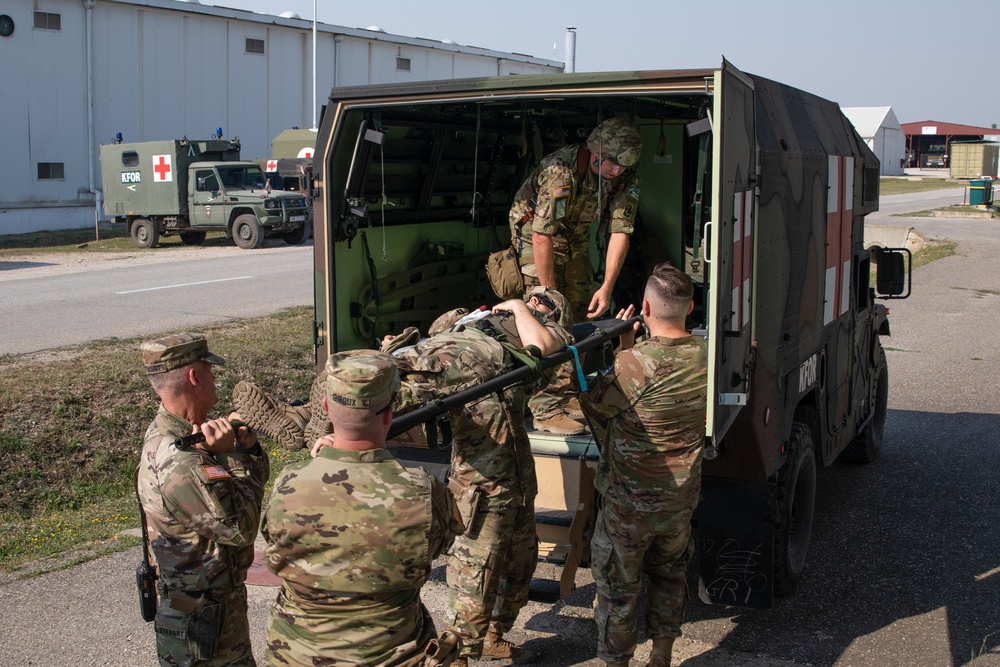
[534,412,585,436]
[302,369,333,447]
[645,637,674,667]
[563,396,585,419]
[481,630,537,663]
[232,380,309,451]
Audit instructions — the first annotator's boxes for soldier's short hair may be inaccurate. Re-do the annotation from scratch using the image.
[645,262,694,320]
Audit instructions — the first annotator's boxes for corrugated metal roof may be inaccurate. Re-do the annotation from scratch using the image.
[901,120,999,136]
[841,107,899,138]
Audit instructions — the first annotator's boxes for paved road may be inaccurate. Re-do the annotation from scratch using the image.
[3,197,999,665]
[869,188,967,219]
[0,240,312,356]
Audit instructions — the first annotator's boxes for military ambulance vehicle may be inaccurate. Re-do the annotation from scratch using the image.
[258,156,314,243]
[308,61,910,608]
[100,138,310,249]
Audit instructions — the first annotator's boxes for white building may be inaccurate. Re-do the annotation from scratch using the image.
[0,0,563,234]
[841,107,906,176]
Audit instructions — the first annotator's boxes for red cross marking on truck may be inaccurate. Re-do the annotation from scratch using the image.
[153,155,172,182]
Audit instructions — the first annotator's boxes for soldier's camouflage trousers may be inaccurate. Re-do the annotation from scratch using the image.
[153,586,255,667]
[522,261,590,420]
[445,501,538,659]
[590,499,695,664]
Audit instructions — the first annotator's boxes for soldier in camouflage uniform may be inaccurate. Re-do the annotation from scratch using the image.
[508,117,642,435]
[386,286,572,666]
[234,289,573,665]
[137,333,270,667]
[579,263,707,667]
[261,350,463,667]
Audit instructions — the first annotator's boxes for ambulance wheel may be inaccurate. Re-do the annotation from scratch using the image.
[281,222,310,245]
[180,231,206,246]
[233,215,264,249]
[843,348,888,464]
[773,422,817,596]
[131,218,158,249]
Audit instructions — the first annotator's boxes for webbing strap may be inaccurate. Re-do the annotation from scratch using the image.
[499,340,544,383]
[567,345,588,391]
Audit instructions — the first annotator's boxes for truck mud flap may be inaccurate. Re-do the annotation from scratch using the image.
[695,476,775,609]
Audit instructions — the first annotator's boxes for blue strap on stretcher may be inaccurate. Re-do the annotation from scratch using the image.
[566,345,588,392]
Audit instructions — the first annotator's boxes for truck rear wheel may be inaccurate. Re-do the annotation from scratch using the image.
[281,222,310,245]
[773,422,817,596]
[232,214,264,249]
[180,231,206,246]
[131,218,158,249]
[842,348,888,464]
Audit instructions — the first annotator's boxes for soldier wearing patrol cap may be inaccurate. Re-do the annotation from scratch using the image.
[233,291,573,666]
[261,350,463,667]
[507,116,643,435]
[136,333,269,667]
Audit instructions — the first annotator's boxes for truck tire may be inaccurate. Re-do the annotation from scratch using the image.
[180,231,206,246]
[773,422,817,596]
[232,214,264,249]
[842,347,888,464]
[131,218,159,249]
[281,222,310,245]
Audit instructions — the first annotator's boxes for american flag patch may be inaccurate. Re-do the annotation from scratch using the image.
[201,465,232,481]
[552,186,570,199]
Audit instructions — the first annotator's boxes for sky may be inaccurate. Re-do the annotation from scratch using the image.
[219,0,999,129]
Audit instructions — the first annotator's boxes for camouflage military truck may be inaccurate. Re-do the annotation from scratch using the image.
[100,138,310,249]
[308,61,910,609]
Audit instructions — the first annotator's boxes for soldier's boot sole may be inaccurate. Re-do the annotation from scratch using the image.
[302,369,332,447]
[232,380,309,451]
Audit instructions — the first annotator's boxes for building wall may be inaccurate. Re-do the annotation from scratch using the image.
[872,127,905,176]
[0,0,562,234]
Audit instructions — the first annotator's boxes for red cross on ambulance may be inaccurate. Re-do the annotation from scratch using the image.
[152,155,173,183]
[266,159,278,172]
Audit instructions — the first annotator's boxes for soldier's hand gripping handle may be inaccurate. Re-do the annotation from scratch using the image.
[173,419,250,450]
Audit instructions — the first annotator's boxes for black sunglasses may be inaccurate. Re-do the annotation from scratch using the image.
[531,293,557,311]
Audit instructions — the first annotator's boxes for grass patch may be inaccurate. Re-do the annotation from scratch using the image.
[913,242,957,269]
[0,224,231,258]
[0,306,317,573]
[879,177,967,195]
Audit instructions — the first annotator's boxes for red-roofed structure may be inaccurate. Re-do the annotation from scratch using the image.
[903,120,1000,168]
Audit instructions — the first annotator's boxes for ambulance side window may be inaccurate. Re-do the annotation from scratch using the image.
[122,152,139,167]
[195,169,219,192]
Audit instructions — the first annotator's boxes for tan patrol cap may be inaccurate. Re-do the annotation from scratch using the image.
[142,333,226,375]
[325,350,400,410]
